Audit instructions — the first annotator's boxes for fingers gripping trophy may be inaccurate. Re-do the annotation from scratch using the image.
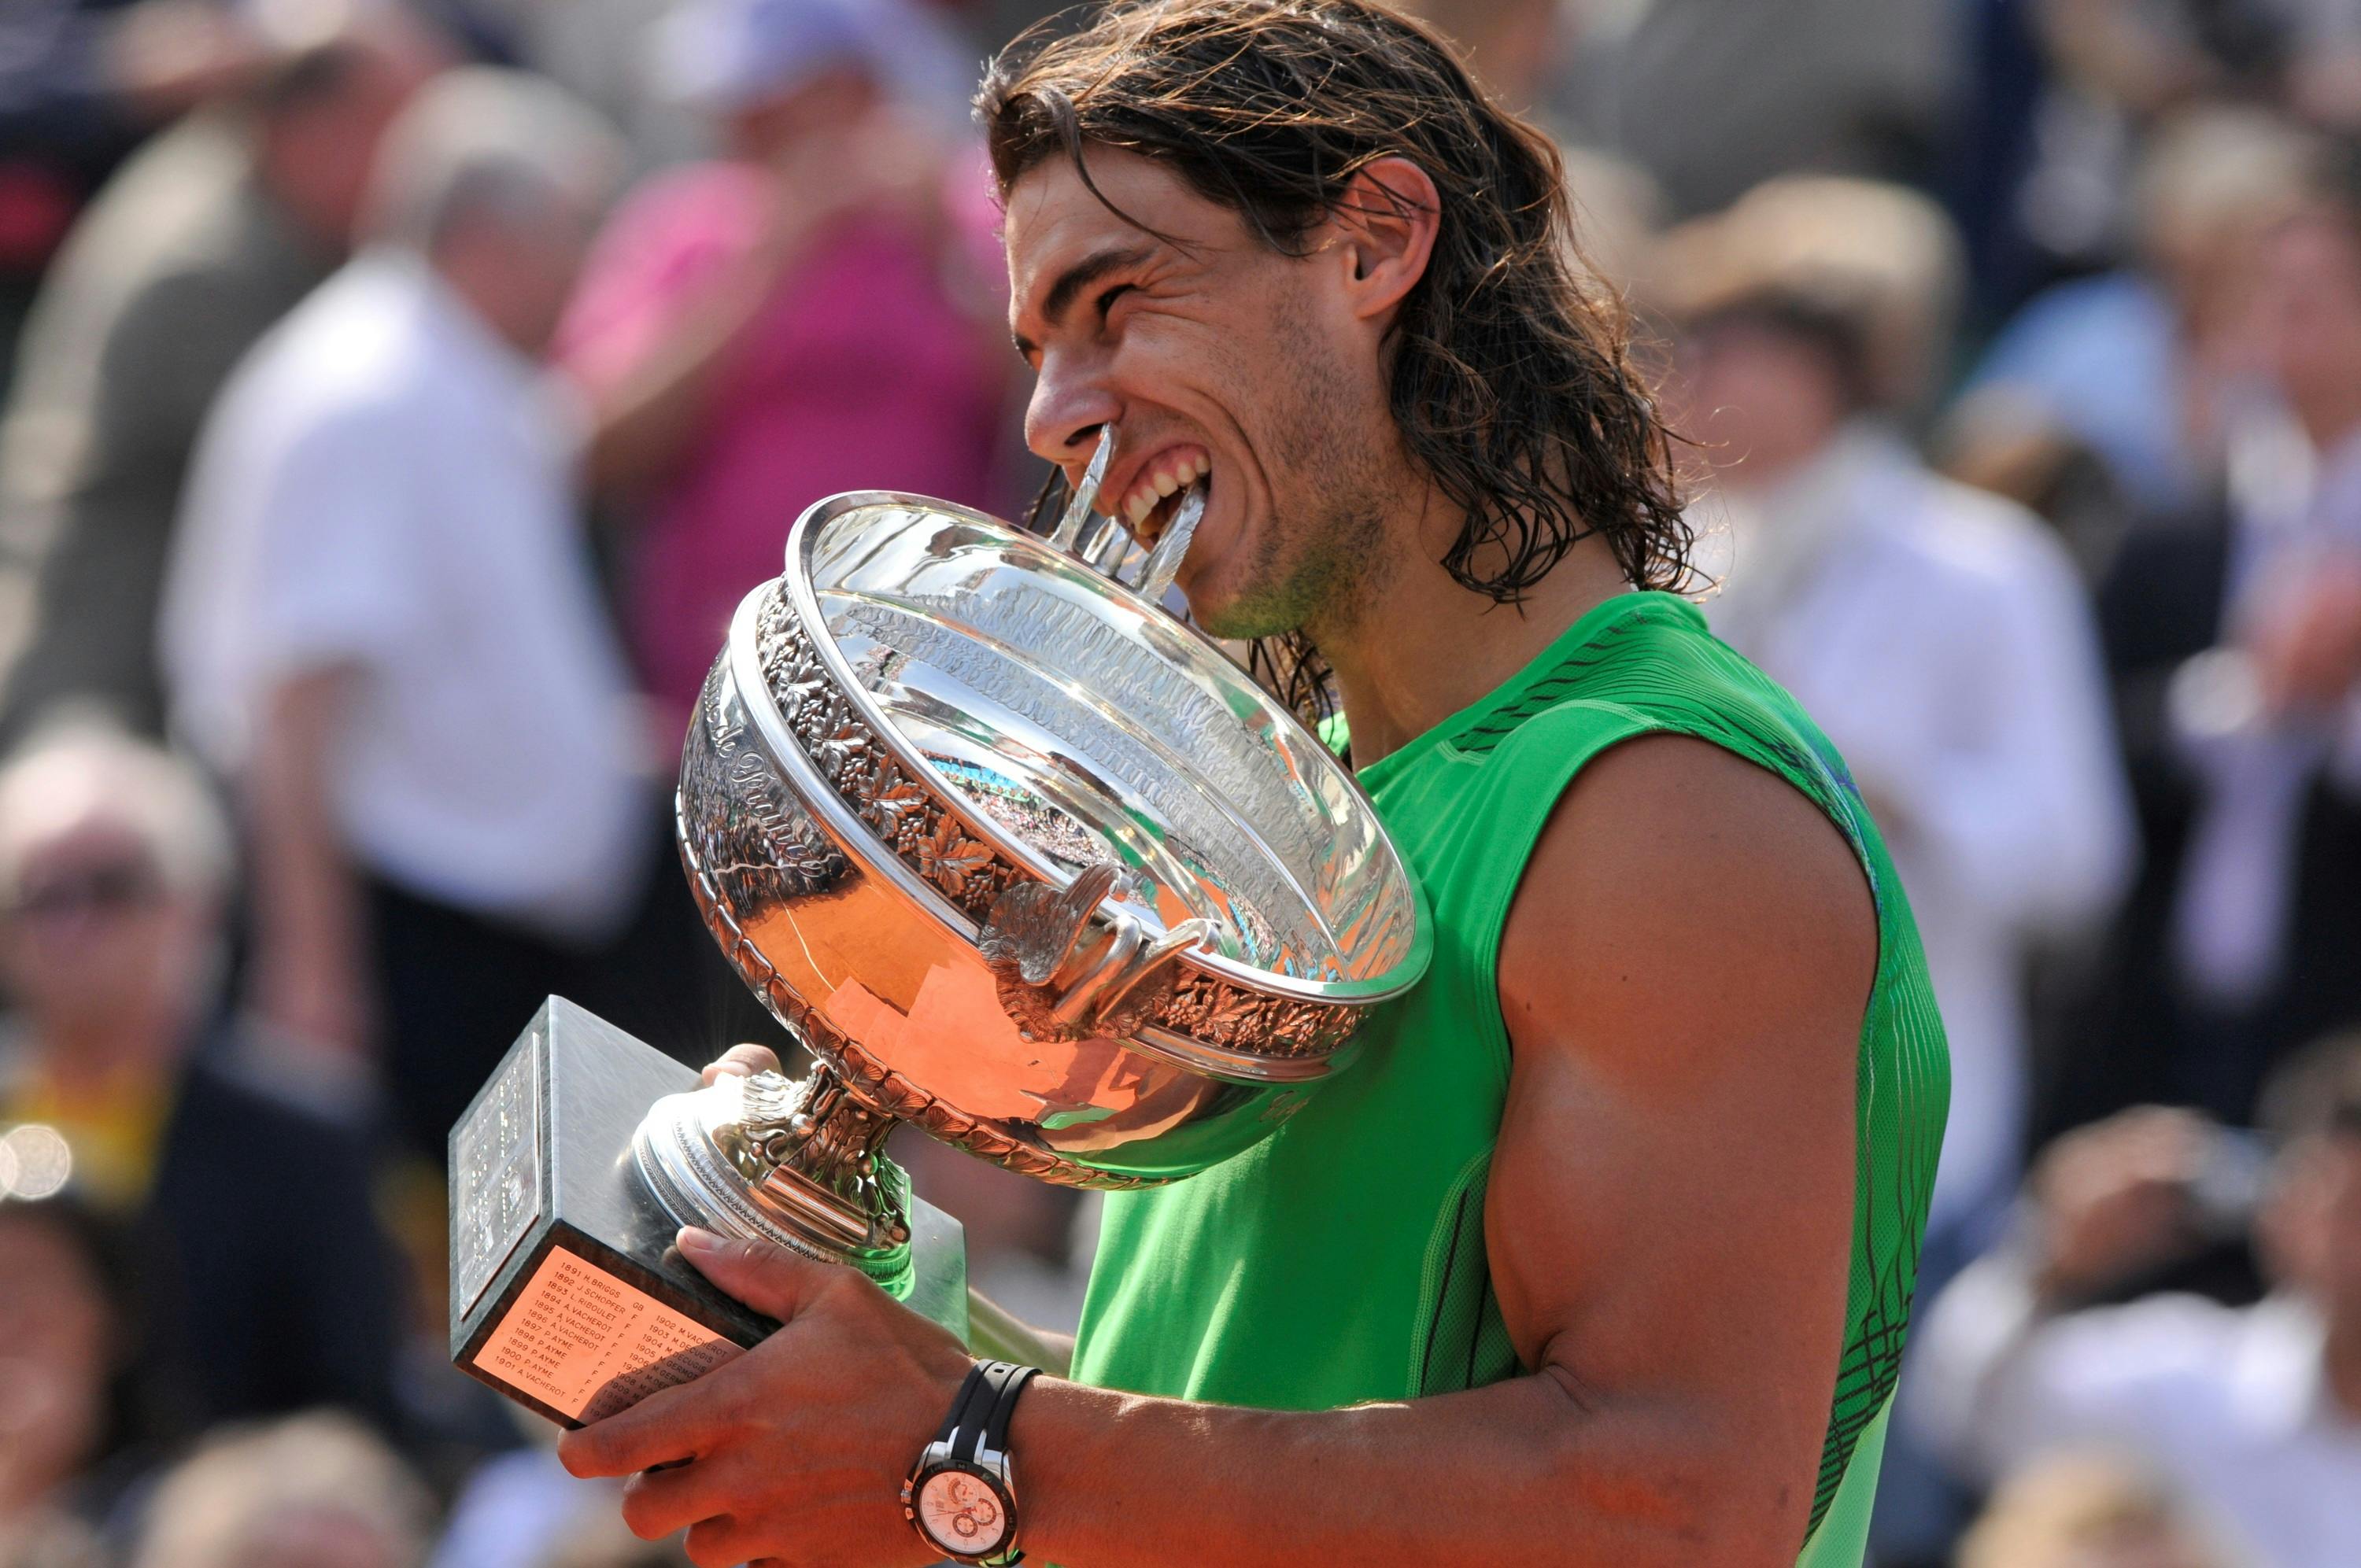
[445,451,1428,1437]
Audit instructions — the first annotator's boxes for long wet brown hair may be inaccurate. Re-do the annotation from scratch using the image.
[981,0,1690,726]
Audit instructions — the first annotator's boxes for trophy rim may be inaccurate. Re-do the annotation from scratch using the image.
[778,489,1433,1012]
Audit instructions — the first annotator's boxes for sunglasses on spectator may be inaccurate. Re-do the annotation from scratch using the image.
[7,861,164,922]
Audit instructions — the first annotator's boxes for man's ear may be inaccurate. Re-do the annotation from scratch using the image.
[1331,156,1440,324]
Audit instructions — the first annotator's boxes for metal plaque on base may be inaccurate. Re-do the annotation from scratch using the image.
[449,997,966,1428]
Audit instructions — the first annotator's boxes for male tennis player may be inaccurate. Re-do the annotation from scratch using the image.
[560,3,1949,1563]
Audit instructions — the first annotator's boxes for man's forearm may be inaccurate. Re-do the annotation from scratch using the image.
[1009,1369,1797,1568]
[247,667,371,1049]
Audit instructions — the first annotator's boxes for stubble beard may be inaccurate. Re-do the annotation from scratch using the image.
[1192,306,1398,645]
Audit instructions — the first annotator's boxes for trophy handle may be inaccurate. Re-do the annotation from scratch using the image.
[979,865,1214,1042]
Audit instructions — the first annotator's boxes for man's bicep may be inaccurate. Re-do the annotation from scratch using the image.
[1483,735,1868,1468]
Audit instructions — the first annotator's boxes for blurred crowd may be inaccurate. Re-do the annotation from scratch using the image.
[0,0,2359,1565]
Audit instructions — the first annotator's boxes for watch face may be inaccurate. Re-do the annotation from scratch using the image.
[917,1467,1010,1555]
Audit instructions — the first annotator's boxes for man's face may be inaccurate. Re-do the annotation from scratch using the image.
[1004,148,1404,639]
[2254,209,2361,424]
[0,821,198,1041]
[1670,315,1847,493]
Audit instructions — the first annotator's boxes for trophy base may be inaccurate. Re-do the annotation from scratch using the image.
[448,998,966,1428]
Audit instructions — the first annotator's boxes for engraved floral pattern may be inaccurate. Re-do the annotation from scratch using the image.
[914,815,994,898]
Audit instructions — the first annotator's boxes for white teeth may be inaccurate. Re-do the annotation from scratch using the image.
[1117,450,1211,533]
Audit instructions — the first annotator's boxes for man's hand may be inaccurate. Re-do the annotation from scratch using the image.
[557,1227,973,1568]
[2028,1106,2214,1301]
[2247,550,2361,716]
[700,1042,781,1086]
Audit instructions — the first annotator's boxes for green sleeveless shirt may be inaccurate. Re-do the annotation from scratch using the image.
[1069,592,1950,1565]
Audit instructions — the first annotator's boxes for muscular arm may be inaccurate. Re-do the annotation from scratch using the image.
[565,736,1869,1567]
[1011,737,1865,1566]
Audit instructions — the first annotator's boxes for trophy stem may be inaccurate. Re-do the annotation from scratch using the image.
[632,1061,911,1278]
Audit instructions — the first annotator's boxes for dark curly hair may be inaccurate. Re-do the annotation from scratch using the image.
[979,0,1691,725]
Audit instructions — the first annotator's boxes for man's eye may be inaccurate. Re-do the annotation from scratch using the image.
[1096,284,1136,319]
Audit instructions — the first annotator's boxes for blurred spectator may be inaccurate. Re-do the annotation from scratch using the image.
[1911,1031,2361,1566]
[2060,149,2361,1132]
[1659,175,2136,1256]
[428,1444,693,1568]
[0,2,446,741]
[1946,107,2316,539]
[1552,0,1956,220]
[1558,146,1665,303]
[0,718,405,1441]
[1398,0,1566,110]
[161,68,708,1160]
[0,0,147,385]
[2040,0,2361,134]
[428,1449,608,1568]
[1955,1450,2242,1568]
[557,0,1010,741]
[1997,0,2361,286]
[0,1196,116,1568]
[130,1411,431,1568]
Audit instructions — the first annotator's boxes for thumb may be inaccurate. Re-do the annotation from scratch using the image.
[676,1227,829,1321]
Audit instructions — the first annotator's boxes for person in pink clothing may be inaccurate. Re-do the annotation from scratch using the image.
[558,0,1013,736]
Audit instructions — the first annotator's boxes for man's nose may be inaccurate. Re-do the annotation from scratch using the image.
[1024,352,1122,478]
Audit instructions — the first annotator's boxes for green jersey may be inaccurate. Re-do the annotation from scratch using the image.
[1070,591,1949,1565]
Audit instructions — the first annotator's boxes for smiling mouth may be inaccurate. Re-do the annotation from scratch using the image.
[1114,448,1210,548]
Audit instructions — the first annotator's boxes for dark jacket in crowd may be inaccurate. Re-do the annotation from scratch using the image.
[2045,498,2361,1138]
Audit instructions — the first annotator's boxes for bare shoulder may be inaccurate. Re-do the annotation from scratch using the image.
[1497,730,1876,1087]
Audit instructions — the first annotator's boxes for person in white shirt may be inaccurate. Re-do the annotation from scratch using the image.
[1660,177,2138,1255]
[1908,1035,2361,1568]
[163,68,674,1158]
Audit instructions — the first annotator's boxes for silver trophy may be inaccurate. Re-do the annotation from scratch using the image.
[452,464,1427,1422]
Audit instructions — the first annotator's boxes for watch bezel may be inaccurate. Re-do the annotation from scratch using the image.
[903,1444,1021,1565]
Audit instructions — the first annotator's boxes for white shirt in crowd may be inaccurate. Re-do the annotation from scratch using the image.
[164,249,652,941]
[1698,423,2136,1236]
[1909,1253,2361,1568]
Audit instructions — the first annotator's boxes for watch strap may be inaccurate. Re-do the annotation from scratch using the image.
[981,1363,1040,1456]
[953,1360,1036,1462]
[935,1363,991,1448]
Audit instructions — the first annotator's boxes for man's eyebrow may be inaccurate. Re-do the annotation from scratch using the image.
[1014,243,1159,358]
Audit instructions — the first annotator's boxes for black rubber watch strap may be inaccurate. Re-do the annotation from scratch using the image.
[935,1363,990,1448]
[954,1361,1029,1461]
[981,1363,1040,1455]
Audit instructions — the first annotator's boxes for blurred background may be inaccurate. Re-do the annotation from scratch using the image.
[2,0,2361,1564]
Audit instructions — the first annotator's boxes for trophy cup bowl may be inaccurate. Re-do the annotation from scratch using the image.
[449,489,1428,1426]
[645,489,1430,1278]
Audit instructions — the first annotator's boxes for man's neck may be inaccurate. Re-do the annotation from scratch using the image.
[1316,491,1633,766]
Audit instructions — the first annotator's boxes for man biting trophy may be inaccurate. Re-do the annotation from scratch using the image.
[501,2,1952,1564]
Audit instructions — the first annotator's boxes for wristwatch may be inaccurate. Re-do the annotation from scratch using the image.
[903,1360,1040,1565]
